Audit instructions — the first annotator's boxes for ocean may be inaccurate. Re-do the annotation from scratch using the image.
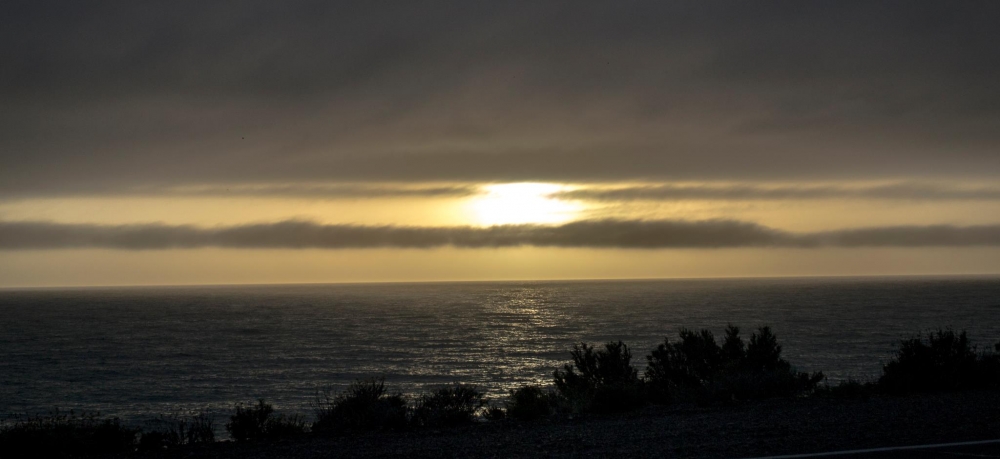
[2,276,998,424]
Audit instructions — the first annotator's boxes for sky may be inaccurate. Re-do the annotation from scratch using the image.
[2,1,1000,287]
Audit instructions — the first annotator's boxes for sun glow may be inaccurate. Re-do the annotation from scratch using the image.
[468,183,582,226]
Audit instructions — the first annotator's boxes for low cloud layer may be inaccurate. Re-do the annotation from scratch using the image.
[554,183,1000,202]
[3,220,1000,250]
[0,183,479,200]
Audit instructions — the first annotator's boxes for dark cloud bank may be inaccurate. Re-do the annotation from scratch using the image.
[3,220,999,250]
[3,1,1000,197]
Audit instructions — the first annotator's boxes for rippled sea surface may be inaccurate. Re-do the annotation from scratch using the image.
[2,276,999,422]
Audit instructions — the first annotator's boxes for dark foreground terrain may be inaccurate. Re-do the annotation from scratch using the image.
[110,391,1000,459]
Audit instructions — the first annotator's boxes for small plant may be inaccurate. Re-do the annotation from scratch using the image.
[227,400,271,441]
[312,377,409,433]
[553,341,645,413]
[878,329,1000,394]
[138,413,215,451]
[814,379,876,399]
[0,410,139,456]
[482,404,507,421]
[412,383,487,427]
[226,399,306,441]
[185,413,216,444]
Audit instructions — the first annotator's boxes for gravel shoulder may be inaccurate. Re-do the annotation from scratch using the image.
[124,391,1000,459]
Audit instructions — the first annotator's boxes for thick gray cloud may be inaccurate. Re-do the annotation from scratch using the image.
[3,219,999,250]
[2,1,1000,196]
[554,183,1000,202]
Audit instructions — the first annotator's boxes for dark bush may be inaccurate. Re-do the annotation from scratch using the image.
[553,341,645,413]
[0,410,139,457]
[814,379,876,399]
[646,328,725,402]
[505,385,554,421]
[878,329,1000,394]
[721,324,746,363]
[646,326,823,404]
[745,326,784,371]
[482,404,507,421]
[312,378,409,433]
[138,413,215,451]
[706,366,824,402]
[412,383,487,427]
[184,414,216,444]
[226,400,270,441]
[226,399,306,441]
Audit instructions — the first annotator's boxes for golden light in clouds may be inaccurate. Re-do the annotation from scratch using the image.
[468,183,583,226]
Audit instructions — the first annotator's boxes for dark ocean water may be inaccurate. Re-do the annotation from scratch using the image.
[1,276,999,424]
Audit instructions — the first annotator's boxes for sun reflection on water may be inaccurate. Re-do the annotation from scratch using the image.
[480,287,571,392]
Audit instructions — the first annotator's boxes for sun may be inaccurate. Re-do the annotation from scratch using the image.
[468,183,582,226]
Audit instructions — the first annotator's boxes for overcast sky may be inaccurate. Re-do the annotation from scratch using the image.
[2,2,999,286]
[4,1,1000,195]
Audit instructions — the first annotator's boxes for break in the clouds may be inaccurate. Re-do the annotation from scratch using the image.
[3,220,1000,250]
[553,183,1000,202]
[3,2,1000,197]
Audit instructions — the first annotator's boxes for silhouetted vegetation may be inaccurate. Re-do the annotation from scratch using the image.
[226,399,306,441]
[505,385,555,421]
[878,330,1000,394]
[482,404,507,421]
[411,384,487,427]
[814,379,877,399]
[4,326,999,454]
[137,413,215,451]
[312,377,409,433]
[553,341,646,413]
[645,325,824,404]
[0,410,139,456]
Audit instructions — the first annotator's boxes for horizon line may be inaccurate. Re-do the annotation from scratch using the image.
[3,272,999,291]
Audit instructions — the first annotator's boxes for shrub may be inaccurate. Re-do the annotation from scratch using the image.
[482,404,507,421]
[505,385,554,421]
[553,341,645,414]
[138,413,215,451]
[646,326,823,404]
[745,326,785,371]
[814,379,876,399]
[226,400,306,441]
[312,378,409,433]
[0,410,139,457]
[645,328,725,402]
[706,366,824,402]
[412,384,487,427]
[878,329,1000,394]
[184,414,216,444]
[721,324,746,363]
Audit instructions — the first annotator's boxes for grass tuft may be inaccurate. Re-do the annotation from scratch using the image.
[225,399,306,441]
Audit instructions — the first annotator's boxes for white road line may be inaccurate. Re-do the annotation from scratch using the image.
[742,439,1000,459]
